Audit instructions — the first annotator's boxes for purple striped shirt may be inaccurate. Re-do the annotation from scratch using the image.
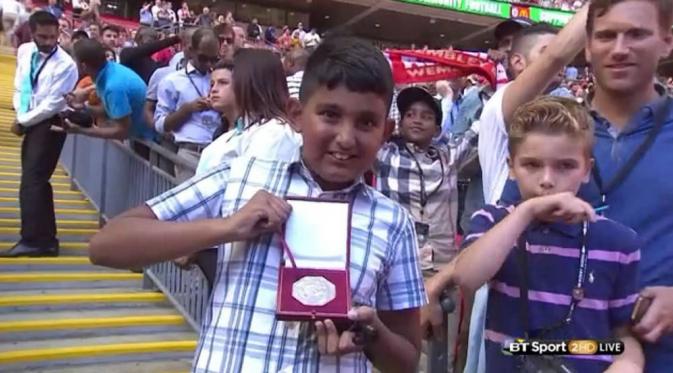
[463,204,641,373]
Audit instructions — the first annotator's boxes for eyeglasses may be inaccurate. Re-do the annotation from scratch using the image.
[197,54,219,65]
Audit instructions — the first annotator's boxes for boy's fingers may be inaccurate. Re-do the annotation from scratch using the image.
[314,321,327,353]
[324,319,340,355]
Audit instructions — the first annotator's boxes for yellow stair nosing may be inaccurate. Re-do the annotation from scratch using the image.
[0,207,97,214]
[0,315,185,333]
[0,180,72,188]
[0,197,90,205]
[0,218,98,227]
[0,242,88,250]
[0,188,80,195]
[0,227,96,235]
[0,292,166,307]
[0,257,92,265]
[0,172,69,180]
[0,272,142,282]
[0,340,197,363]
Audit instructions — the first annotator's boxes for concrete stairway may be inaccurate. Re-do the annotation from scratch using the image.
[0,55,197,372]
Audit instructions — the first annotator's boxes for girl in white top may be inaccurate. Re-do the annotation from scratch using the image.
[197,49,302,175]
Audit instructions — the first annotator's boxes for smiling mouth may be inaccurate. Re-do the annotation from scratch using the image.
[329,152,355,161]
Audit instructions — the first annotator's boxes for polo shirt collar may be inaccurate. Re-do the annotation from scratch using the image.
[185,62,206,76]
[588,86,667,136]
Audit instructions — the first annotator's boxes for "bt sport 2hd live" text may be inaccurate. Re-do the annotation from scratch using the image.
[503,339,625,356]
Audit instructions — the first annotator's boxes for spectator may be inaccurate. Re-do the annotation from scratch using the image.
[71,0,86,19]
[283,47,309,99]
[455,96,643,373]
[154,27,221,182]
[89,35,424,373]
[247,17,262,40]
[57,16,72,50]
[1,0,26,46]
[139,1,153,27]
[150,0,162,21]
[214,22,235,60]
[224,10,234,25]
[197,48,298,174]
[2,11,78,258]
[434,80,453,125]
[119,26,179,83]
[177,2,191,27]
[264,26,276,45]
[86,22,100,40]
[100,24,119,54]
[277,25,291,50]
[303,28,320,49]
[45,0,63,19]
[62,38,155,141]
[294,21,305,40]
[232,25,245,49]
[208,60,236,134]
[155,2,171,31]
[195,6,212,27]
[214,14,225,26]
[147,26,196,127]
[290,29,303,48]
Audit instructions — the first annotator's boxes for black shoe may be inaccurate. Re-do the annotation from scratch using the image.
[0,242,59,257]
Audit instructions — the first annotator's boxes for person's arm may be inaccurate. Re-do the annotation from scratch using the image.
[368,309,422,372]
[633,286,673,342]
[17,60,79,127]
[454,193,597,293]
[605,326,644,373]
[119,36,180,66]
[154,77,207,133]
[90,168,291,269]
[13,45,27,113]
[80,116,131,139]
[501,4,588,126]
[144,100,157,129]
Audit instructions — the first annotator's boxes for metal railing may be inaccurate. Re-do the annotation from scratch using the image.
[59,134,209,332]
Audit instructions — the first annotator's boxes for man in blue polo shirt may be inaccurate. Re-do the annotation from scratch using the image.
[498,0,673,371]
[58,38,156,142]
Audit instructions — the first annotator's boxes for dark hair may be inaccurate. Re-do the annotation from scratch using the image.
[213,59,234,72]
[29,11,59,33]
[299,35,394,109]
[510,23,558,58]
[101,25,120,35]
[73,39,108,70]
[233,49,289,123]
[191,27,218,49]
[587,0,673,34]
[72,30,90,41]
[214,22,234,37]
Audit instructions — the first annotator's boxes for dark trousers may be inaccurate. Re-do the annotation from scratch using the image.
[20,119,66,248]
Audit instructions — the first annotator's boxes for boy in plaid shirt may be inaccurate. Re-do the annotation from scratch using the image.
[90,36,426,373]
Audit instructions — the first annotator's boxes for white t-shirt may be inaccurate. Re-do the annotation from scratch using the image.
[477,82,510,205]
[196,118,302,176]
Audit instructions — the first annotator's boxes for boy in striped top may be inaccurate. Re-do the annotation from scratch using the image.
[452,96,644,372]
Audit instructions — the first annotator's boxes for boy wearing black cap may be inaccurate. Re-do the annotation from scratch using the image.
[375,86,479,362]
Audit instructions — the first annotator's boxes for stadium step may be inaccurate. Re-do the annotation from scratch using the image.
[0,47,196,373]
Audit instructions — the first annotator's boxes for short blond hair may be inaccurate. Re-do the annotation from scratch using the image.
[508,96,594,157]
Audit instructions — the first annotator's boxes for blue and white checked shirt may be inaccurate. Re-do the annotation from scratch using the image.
[154,62,221,144]
[147,155,427,373]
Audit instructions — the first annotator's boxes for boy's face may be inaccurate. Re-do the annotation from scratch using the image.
[509,132,592,200]
[209,68,235,113]
[399,102,439,148]
[292,85,393,191]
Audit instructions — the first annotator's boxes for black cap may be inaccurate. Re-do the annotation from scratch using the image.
[396,87,442,127]
[494,17,533,41]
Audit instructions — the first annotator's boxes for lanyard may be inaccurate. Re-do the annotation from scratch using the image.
[404,144,445,218]
[30,47,58,90]
[517,221,589,339]
[592,97,670,207]
[185,66,206,98]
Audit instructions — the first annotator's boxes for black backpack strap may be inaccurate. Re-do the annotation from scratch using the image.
[517,232,530,339]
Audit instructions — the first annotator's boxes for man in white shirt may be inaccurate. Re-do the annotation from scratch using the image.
[303,28,320,49]
[435,80,453,126]
[2,11,78,257]
[283,48,308,99]
[0,0,25,45]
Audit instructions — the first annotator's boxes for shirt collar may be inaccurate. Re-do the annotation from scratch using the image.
[588,85,668,135]
[289,152,368,198]
[185,62,206,76]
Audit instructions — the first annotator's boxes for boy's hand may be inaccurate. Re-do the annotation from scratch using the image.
[633,286,673,343]
[522,192,597,224]
[315,307,380,356]
[420,268,453,340]
[229,190,291,241]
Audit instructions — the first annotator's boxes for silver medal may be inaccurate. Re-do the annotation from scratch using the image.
[292,276,336,307]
